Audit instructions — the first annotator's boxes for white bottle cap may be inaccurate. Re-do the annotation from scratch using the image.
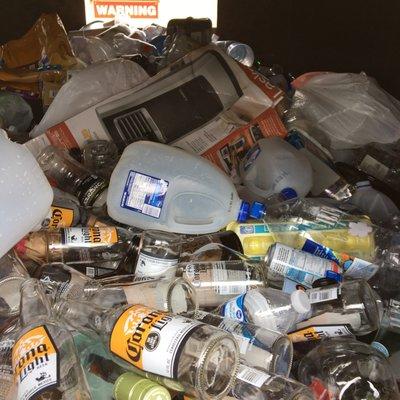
[290,290,311,314]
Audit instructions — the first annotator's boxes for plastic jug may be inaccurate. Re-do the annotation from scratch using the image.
[107,141,249,234]
[239,138,313,200]
[0,130,53,257]
[349,180,399,224]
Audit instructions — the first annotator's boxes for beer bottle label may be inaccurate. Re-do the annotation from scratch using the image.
[110,305,201,378]
[12,326,59,400]
[62,227,118,247]
[49,206,74,229]
[135,252,178,278]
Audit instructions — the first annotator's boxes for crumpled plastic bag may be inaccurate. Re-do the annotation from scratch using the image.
[289,72,400,149]
[0,92,32,132]
[30,58,149,138]
[69,36,116,65]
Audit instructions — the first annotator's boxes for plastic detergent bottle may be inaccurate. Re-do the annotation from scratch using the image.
[107,141,250,234]
[0,130,53,258]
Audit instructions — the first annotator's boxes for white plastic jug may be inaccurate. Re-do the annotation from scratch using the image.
[239,137,313,199]
[0,130,53,257]
[107,141,250,234]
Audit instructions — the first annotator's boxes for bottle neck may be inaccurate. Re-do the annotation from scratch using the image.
[19,279,52,326]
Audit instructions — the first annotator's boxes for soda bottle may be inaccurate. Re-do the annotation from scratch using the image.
[15,226,137,273]
[107,141,250,234]
[191,310,293,376]
[0,130,53,258]
[54,300,239,399]
[176,259,266,308]
[11,279,91,400]
[36,145,108,207]
[229,364,314,400]
[217,287,311,333]
[298,337,400,400]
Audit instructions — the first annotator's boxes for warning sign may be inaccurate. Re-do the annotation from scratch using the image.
[93,1,159,19]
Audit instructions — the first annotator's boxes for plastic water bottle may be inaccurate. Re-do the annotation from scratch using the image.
[349,180,400,224]
[217,287,311,333]
[107,141,250,234]
[216,41,255,67]
[239,138,313,200]
[0,130,53,258]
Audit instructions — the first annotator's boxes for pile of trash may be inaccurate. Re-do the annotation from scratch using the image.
[1,12,400,400]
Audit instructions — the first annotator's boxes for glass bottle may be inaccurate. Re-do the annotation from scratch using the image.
[54,301,239,399]
[294,280,380,337]
[229,364,314,400]
[217,287,311,334]
[82,140,119,180]
[0,321,18,400]
[176,259,266,309]
[191,310,293,376]
[15,226,137,272]
[11,279,91,400]
[298,337,400,400]
[0,251,29,318]
[134,230,182,279]
[36,145,108,207]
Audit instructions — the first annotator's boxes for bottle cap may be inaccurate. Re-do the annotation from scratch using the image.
[249,201,266,219]
[371,341,389,358]
[281,187,297,200]
[325,270,343,283]
[291,290,311,314]
[286,131,305,149]
[237,201,250,222]
[114,372,171,400]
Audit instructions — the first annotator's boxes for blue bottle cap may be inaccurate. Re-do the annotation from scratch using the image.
[325,270,343,282]
[286,131,305,149]
[237,201,250,222]
[249,201,266,219]
[371,342,389,358]
[281,187,297,200]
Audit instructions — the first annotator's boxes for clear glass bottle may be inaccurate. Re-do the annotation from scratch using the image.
[229,364,314,400]
[298,337,400,400]
[82,140,119,180]
[217,287,311,334]
[295,280,380,337]
[54,301,239,399]
[15,226,137,272]
[36,145,108,207]
[176,259,266,309]
[11,279,91,400]
[191,310,293,376]
[0,321,18,400]
[134,230,182,279]
[180,231,243,262]
[0,251,29,318]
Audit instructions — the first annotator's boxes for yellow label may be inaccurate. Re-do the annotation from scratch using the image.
[288,324,352,343]
[63,227,118,246]
[110,305,200,378]
[49,206,74,229]
[12,326,59,400]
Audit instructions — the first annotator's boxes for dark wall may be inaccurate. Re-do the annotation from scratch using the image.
[1,0,399,98]
[217,0,400,99]
[0,0,85,44]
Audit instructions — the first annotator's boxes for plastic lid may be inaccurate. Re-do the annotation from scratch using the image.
[237,201,250,222]
[371,341,389,358]
[114,372,171,400]
[281,187,297,200]
[249,201,266,219]
[290,290,311,314]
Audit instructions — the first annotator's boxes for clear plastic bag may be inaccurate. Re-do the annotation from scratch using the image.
[0,92,32,132]
[30,59,149,137]
[289,72,400,150]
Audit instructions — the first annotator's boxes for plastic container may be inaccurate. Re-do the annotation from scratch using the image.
[0,130,53,258]
[217,287,311,333]
[107,141,249,234]
[239,138,313,200]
